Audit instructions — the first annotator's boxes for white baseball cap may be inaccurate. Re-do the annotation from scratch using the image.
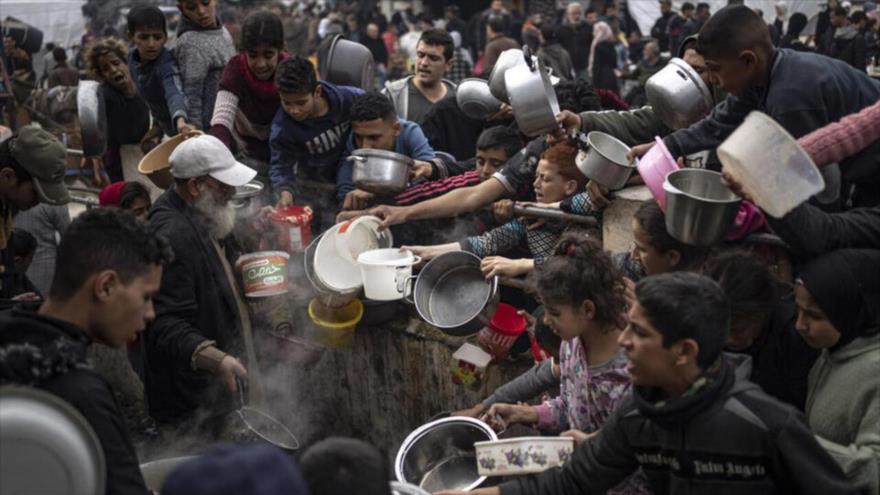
[169,134,257,187]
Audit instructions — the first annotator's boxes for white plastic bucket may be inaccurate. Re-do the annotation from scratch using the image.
[356,249,420,301]
[717,111,825,218]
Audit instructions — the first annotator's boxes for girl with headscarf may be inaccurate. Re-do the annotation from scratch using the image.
[589,22,619,94]
[795,249,880,495]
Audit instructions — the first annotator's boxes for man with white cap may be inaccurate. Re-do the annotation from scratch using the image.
[144,134,259,432]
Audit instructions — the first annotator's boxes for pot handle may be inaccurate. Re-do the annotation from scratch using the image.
[402,275,418,305]
[488,275,500,301]
[348,155,367,163]
[522,44,534,71]
[394,259,420,294]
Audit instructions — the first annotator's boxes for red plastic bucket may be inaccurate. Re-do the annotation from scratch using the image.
[477,303,527,361]
[236,251,290,298]
[270,206,313,254]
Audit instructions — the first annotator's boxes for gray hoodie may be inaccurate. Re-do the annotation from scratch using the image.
[174,16,235,129]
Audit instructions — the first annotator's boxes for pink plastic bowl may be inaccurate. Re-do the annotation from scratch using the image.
[637,137,679,210]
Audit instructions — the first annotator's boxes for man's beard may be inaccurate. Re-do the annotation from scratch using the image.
[192,186,236,239]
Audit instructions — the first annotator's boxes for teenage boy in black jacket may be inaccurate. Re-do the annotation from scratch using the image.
[438,273,857,495]
[629,5,880,208]
[0,209,173,495]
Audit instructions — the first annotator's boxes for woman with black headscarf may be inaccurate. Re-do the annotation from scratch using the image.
[795,249,880,495]
[779,12,813,52]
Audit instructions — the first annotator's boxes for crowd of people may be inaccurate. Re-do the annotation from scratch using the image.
[1,0,879,494]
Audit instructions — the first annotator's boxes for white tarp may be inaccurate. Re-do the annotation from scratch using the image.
[1,0,87,51]
[627,0,824,41]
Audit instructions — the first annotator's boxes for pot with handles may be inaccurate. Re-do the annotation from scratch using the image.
[645,58,714,130]
[488,48,529,103]
[357,248,421,301]
[575,131,637,190]
[403,251,499,337]
[321,34,375,89]
[230,180,265,219]
[350,149,413,195]
[504,47,560,137]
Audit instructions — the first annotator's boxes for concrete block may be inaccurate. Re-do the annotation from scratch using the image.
[602,185,653,254]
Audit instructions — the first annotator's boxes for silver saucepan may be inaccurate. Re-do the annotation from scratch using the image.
[350,149,413,195]
[575,131,637,190]
[504,46,560,137]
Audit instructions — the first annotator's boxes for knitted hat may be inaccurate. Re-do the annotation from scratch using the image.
[98,181,126,207]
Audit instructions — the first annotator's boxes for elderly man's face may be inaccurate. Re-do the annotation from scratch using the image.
[566,4,583,23]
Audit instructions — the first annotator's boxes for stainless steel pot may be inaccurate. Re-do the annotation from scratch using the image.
[575,131,637,190]
[663,168,742,247]
[230,180,265,219]
[504,48,560,137]
[456,78,503,120]
[405,251,499,337]
[322,34,375,89]
[1,386,106,495]
[395,416,497,492]
[488,48,529,103]
[645,58,714,130]
[77,80,107,157]
[350,149,413,195]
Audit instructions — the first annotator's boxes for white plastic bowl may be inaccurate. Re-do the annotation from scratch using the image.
[335,215,392,263]
[717,111,825,218]
[474,436,574,476]
[314,223,363,292]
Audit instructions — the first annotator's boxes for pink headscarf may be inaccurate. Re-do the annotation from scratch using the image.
[588,22,615,74]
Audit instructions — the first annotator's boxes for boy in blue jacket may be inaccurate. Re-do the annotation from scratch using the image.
[338,91,453,211]
[127,5,194,141]
[269,56,363,228]
[631,5,880,208]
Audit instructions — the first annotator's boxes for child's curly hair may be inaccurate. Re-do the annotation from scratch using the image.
[540,139,586,187]
[84,37,128,80]
[536,232,627,329]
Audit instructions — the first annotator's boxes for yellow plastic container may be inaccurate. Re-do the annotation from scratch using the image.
[308,298,363,348]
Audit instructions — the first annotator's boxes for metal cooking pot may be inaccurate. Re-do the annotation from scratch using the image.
[488,48,535,103]
[1,386,106,495]
[645,58,713,130]
[350,149,413,195]
[322,35,375,89]
[663,168,742,247]
[456,78,503,120]
[575,131,637,190]
[504,47,560,137]
[405,251,499,337]
[390,481,431,495]
[230,180,265,219]
[395,416,497,492]
[77,80,107,157]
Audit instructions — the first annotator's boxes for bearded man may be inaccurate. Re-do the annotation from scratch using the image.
[145,134,258,432]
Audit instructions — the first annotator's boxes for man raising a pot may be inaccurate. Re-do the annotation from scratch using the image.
[145,134,260,434]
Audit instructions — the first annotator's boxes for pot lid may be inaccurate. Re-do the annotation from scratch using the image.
[351,148,415,165]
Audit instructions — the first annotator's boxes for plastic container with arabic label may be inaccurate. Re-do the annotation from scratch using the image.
[236,251,290,298]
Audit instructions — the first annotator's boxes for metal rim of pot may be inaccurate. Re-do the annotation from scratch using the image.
[504,46,560,137]
[230,180,266,217]
[456,78,503,120]
[576,131,637,190]
[77,80,108,157]
[645,57,714,129]
[394,416,497,491]
[403,252,500,337]
[350,149,413,194]
[664,168,741,204]
[323,34,375,89]
[668,58,714,111]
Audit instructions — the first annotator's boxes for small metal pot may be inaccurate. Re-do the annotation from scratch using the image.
[405,251,499,337]
[504,48,560,137]
[663,169,742,247]
[645,58,714,130]
[350,149,413,195]
[488,48,528,103]
[230,180,265,219]
[322,35,375,89]
[575,131,637,190]
[456,78,503,120]
[395,416,497,492]
[77,80,107,157]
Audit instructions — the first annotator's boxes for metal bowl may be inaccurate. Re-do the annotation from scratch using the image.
[0,386,106,495]
[350,149,413,195]
[322,35,375,89]
[395,416,497,492]
[663,168,742,246]
[408,251,499,337]
[77,80,107,157]
[456,79,503,120]
[575,131,637,190]
[645,58,714,130]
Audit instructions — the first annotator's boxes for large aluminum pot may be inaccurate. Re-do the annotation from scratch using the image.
[1,386,106,495]
[322,34,375,89]
[456,78,503,120]
[406,251,499,337]
[663,169,742,247]
[645,58,713,130]
[505,51,559,137]
[77,80,107,157]
[231,180,265,219]
[576,131,637,190]
[395,416,497,492]
[350,148,413,195]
